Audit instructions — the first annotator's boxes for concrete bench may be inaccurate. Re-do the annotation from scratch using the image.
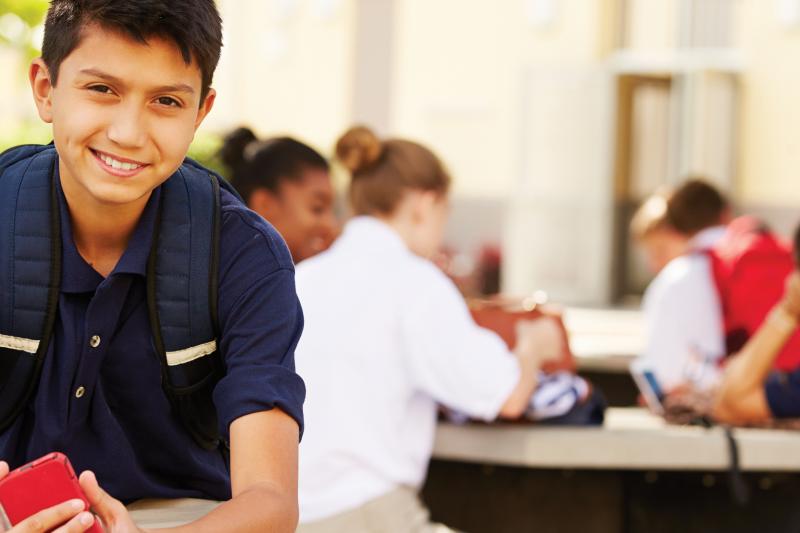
[426,408,800,532]
[432,407,800,472]
[127,498,220,529]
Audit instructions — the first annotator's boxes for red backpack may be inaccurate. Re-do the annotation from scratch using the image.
[708,216,800,371]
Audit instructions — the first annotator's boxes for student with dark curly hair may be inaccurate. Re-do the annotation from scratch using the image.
[220,127,338,263]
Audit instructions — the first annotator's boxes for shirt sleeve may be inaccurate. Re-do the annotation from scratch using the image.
[765,370,800,418]
[212,207,306,440]
[401,265,520,421]
[639,256,725,390]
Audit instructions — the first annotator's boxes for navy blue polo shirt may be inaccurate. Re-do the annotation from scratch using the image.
[765,369,800,418]
[0,167,305,502]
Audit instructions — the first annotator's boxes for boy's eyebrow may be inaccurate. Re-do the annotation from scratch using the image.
[77,68,196,94]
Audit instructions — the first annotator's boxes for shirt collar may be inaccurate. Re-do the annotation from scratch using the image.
[337,216,410,256]
[57,165,161,293]
[689,225,727,251]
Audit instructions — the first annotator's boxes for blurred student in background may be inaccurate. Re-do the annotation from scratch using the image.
[713,222,800,424]
[220,127,338,263]
[631,180,731,391]
[293,126,596,532]
[713,271,800,423]
[630,189,691,274]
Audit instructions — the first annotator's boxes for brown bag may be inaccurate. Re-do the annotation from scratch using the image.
[467,297,576,373]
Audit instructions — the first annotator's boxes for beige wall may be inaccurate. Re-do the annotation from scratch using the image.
[209,0,357,154]
[622,0,677,52]
[736,0,800,206]
[391,0,615,199]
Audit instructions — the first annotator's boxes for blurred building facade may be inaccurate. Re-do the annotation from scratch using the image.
[2,0,800,305]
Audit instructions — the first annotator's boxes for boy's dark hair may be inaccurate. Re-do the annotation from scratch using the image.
[666,178,729,236]
[219,127,330,203]
[42,0,222,103]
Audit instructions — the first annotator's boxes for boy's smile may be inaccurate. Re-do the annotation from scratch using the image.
[91,148,149,178]
[30,23,215,213]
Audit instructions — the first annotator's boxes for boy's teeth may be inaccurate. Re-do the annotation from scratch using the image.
[98,153,141,171]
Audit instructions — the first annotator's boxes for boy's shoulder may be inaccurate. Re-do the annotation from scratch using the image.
[217,186,295,274]
[0,144,55,174]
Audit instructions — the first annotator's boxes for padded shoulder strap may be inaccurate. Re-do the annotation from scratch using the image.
[182,157,243,203]
[147,160,225,449]
[149,162,219,361]
[0,145,60,432]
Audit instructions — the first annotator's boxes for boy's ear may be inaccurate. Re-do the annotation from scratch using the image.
[29,59,54,123]
[194,88,216,130]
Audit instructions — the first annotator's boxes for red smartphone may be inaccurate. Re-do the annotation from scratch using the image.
[0,452,102,532]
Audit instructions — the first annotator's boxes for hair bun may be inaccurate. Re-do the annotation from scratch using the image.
[335,126,382,173]
[220,126,258,171]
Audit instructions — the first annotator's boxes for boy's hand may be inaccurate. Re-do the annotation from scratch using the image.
[780,272,800,319]
[0,461,96,533]
[78,471,147,533]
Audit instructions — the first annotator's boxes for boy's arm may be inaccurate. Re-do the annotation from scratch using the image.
[80,408,300,533]
[713,273,800,423]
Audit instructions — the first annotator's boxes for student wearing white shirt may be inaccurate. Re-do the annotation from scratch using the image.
[631,180,731,391]
[294,126,567,532]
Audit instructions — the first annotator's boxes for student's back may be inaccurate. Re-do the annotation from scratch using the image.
[295,126,564,531]
[297,218,514,518]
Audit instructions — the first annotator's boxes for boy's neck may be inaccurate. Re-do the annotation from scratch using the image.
[60,175,150,278]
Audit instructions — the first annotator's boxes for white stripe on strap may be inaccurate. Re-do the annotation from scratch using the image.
[165,340,217,366]
[0,333,39,354]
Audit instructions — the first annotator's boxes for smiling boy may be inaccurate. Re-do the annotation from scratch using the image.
[0,1,304,532]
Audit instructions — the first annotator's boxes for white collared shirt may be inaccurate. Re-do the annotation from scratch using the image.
[638,226,727,390]
[295,217,519,522]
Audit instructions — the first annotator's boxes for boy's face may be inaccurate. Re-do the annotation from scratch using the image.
[29,24,215,210]
[640,228,689,274]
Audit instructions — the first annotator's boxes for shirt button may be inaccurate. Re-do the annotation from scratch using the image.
[75,386,86,399]
[89,335,101,348]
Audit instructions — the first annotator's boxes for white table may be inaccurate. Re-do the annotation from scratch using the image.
[564,307,643,373]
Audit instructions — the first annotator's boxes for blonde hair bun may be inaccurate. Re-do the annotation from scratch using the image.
[335,125,382,173]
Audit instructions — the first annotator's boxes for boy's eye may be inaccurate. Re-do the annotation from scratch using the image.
[88,84,113,94]
[156,96,181,108]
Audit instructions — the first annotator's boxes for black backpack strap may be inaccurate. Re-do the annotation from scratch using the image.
[723,426,750,506]
[693,417,750,506]
[147,162,224,450]
[0,146,61,432]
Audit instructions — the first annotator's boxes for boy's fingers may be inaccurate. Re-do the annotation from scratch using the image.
[13,499,84,532]
[79,470,125,526]
[0,461,8,478]
[53,512,96,533]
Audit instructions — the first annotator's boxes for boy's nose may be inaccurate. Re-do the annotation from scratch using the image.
[107,104,148,149]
